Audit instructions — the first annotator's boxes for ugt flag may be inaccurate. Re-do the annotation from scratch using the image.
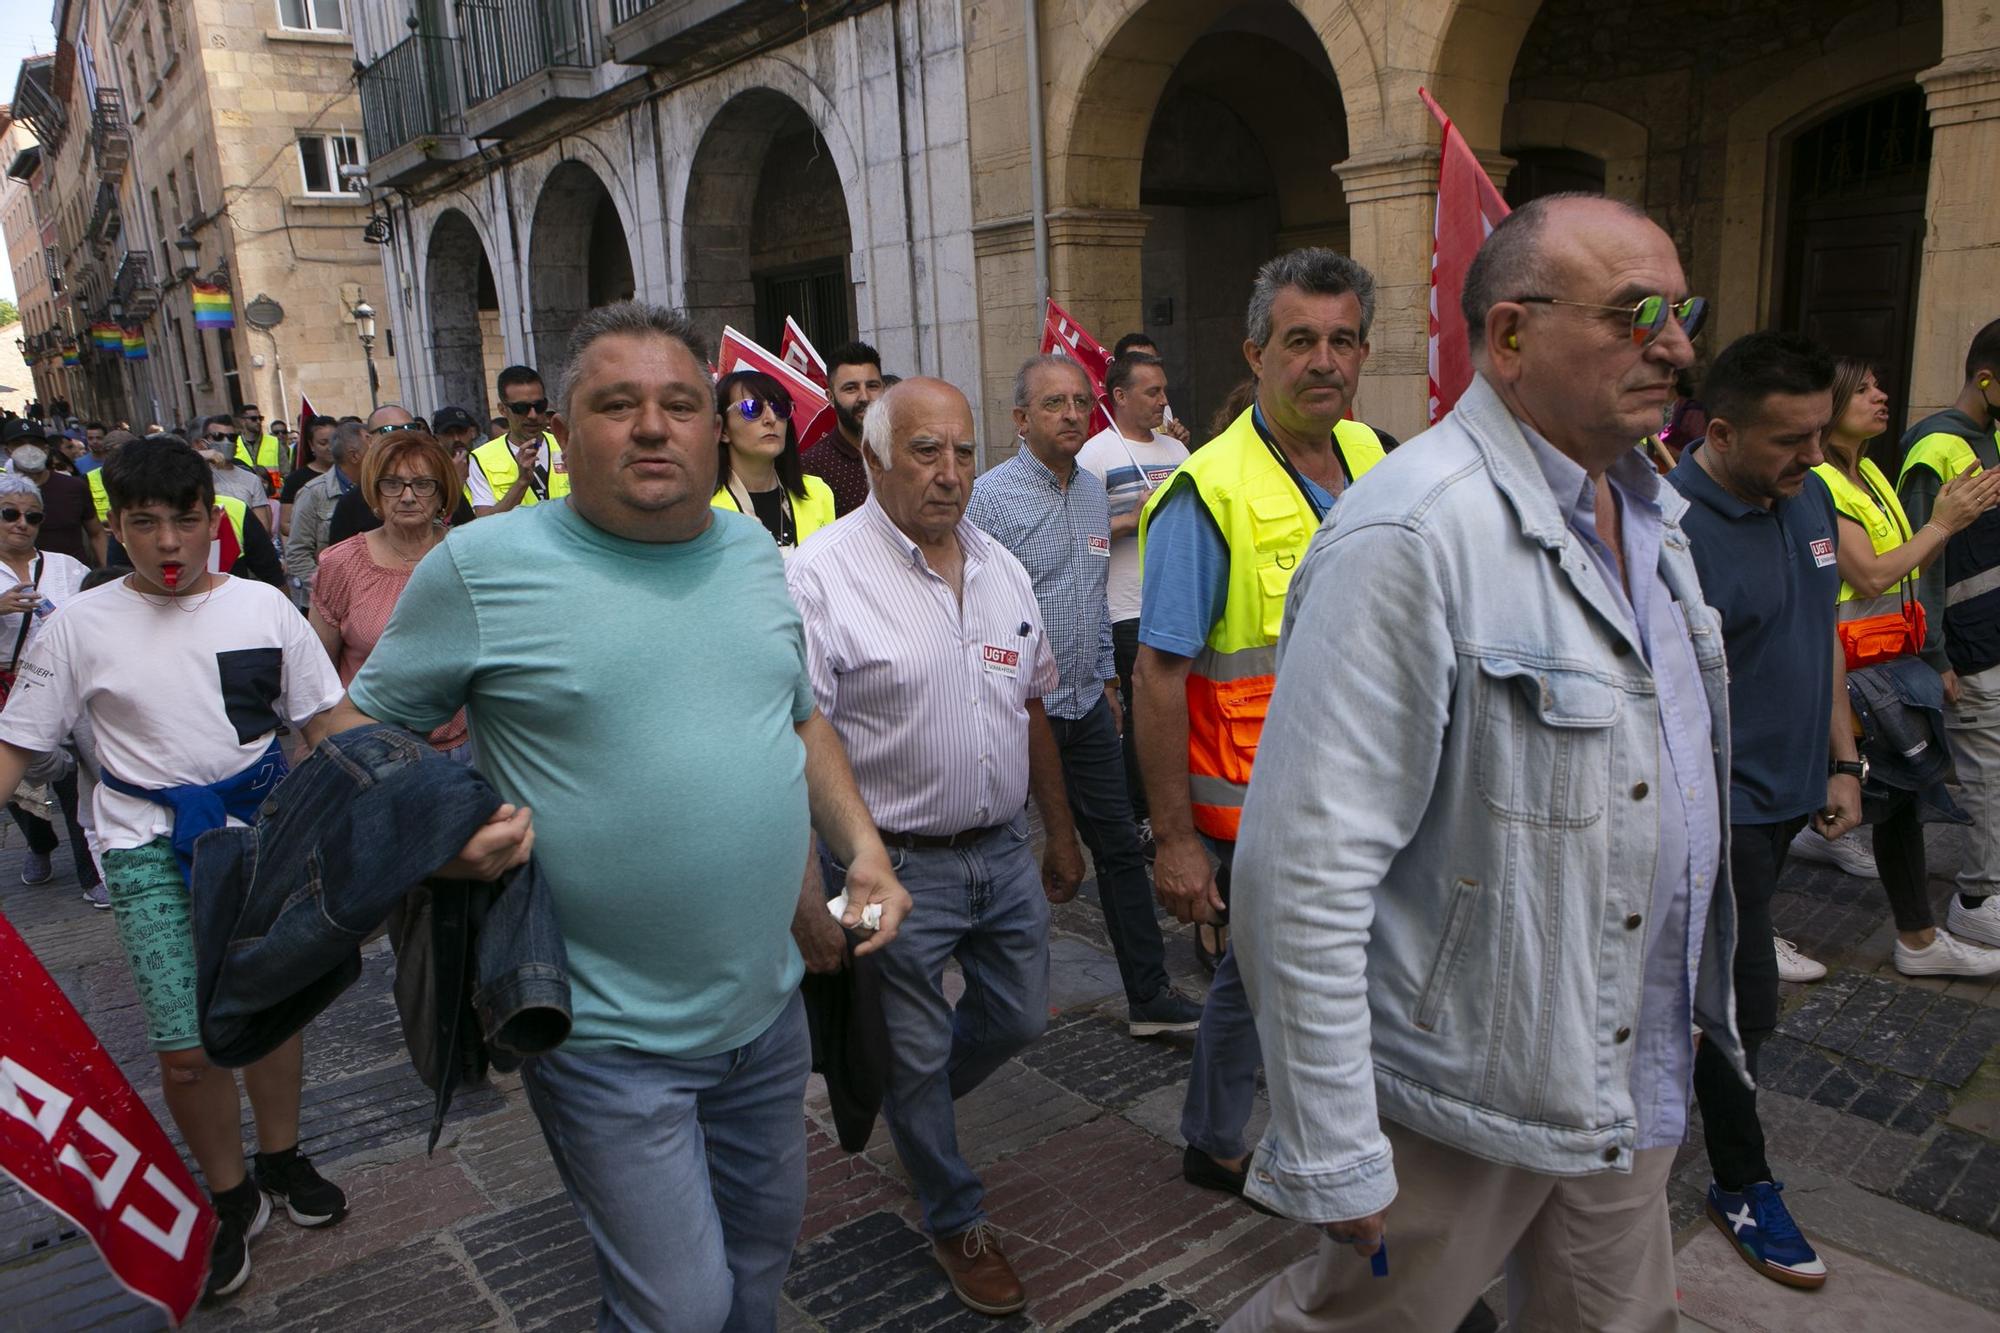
[716,326,836,452]
[0,912,216,1324]
[1421,87,1511,424]
[1039,299,1114,436]
[779,317,828,389]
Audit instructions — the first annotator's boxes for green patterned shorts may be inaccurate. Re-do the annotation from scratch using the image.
[101,838,202,1053]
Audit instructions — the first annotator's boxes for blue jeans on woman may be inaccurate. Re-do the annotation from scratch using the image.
[825,816,1050,1238]
[521,992,811,1333]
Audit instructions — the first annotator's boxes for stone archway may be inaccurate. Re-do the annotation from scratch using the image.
[528,160,636,374]
[425,208,500,417]
[682,88,856,354]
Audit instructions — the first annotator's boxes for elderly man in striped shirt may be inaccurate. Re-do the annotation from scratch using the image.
[969,354,1202,1039]
[787,376,1084,1318]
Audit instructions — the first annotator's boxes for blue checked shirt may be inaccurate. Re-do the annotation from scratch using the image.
[967,445,1118,721]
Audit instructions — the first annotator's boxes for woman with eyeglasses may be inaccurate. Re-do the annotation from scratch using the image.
[710,370,837,555]
[308,431,468,757]
[0,473,104,905]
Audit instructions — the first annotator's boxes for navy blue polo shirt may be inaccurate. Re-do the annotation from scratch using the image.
[1668,448,1841,824]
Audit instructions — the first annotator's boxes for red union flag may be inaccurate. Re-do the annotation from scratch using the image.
[1421,87,1512,424]
[1039,299,1114,436]
[779,317,828,389]
[0,913,215,1324]
[717,326,836,453]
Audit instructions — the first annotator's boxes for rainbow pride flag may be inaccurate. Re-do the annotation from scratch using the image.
[59,339,79,367]
[191,282,234,330]
[90,322,122,352]
[121,327,148,361]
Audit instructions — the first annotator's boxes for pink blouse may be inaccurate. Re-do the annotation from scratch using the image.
[312,533,469,751]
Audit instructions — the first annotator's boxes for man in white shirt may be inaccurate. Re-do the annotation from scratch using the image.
[1077,351,1188,835]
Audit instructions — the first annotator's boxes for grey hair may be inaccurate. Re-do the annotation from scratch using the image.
[1012,353,1091,410]
[0,474,40,504]
[1246,248,1378,347]
[1460,192,1652,353]
[555,302,713,419]
[330,420,369,465]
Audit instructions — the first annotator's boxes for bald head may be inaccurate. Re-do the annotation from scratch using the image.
[1462,194,1657,357]
[861,377,972,467]
[365,403,415,432]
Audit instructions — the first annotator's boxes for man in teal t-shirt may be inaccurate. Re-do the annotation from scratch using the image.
[328,303,910,1332]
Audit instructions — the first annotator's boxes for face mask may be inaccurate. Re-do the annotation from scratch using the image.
[10,447,48,473]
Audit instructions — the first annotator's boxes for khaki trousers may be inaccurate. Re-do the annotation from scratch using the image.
[1223,1121,1679,1333]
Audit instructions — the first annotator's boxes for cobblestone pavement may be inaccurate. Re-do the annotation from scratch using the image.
[4,820,2000,1331]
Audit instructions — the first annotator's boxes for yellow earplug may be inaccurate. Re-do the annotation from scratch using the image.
[1506,334,1519,349]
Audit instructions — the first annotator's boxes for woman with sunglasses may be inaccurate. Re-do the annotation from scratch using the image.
[309,431,469,758]
[0,473,103,904]
[1808,358,2000,977]
[710,370,837,555]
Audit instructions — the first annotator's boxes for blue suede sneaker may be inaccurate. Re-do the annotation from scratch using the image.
[1706,1180,1828,1289]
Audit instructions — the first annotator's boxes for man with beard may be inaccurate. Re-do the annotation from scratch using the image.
[801,341,885,517]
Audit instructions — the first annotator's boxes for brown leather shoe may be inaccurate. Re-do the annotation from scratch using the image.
[932,1222,1027,1315]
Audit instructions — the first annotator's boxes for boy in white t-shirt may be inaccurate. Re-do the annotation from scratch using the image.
[0,439,350,1302]
[1076,351,1189,831]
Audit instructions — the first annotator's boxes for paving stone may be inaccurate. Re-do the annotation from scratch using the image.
[277,1060,506,1165]
[1937,1140,2000,1235]
[0,1176,84,1260]
[1048,934,1129,1011]
[803,1120,913,1242]
[1678,1230,1999,1332]
[1018,1012,1194,1111]
[288,950,412,1081]
[861,1061,1098,1173]
[1063,1282,1214,1331]
[458,1191,598,1331]
[1892,1126,1982,1217]
[1812,975,1901,1055]
[0,1238,162,1332]
[1775,973,1860,1045]
[451,1084,567,1208]
[225,1236,496,1330]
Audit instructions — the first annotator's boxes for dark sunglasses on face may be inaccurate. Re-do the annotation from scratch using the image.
[733,397,794,422]
[504,398,550,415]
[207,433,238,445]
[1511,294,1708,346]
[1,508,45,525]
[370,422,427,436]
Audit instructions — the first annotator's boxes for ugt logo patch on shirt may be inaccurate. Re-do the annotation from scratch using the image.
[1810,537,1836,568]
[982,645,1020,676]
[1086,534,1111,557]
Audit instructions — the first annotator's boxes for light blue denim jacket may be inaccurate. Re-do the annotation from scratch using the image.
[1232,375,1742,1224]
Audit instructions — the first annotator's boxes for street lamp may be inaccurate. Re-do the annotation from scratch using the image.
[174,227,200,282]
[352,299,378,410]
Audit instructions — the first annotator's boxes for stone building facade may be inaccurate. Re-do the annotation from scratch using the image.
[1,114,61,412]
[3,0,399,432]
[352,0,1999,454]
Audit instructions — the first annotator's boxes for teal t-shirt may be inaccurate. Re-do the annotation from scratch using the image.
[349,501,815,1057]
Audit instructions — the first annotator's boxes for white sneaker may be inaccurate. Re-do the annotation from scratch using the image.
[1894,929,2000,978]
[1774,937,1827,983]
[1947,894,2000,948]
[1789,826,1878,878]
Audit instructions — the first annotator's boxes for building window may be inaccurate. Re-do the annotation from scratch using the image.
[277,0,343,33]
[296,133,364,195]
[158,0,176,59]
[139,22,158,83]
[184,153,201,213]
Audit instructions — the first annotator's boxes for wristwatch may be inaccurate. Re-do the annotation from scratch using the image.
[1830,758,1868,782]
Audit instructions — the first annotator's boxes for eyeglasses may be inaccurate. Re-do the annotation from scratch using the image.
[1510,294,1707,346]
[1038,394,1097,414]
[1,508,45,525]
[376,477,442,497]
[732,397,793,422]
[503,398,550,415]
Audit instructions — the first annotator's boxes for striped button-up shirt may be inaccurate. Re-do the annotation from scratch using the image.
[787,494,1059,836]
[966,446,1117,721]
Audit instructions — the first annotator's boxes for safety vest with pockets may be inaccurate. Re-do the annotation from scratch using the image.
[468,433,567,508]
[711,474,838,547]
[1136,406,1385,840]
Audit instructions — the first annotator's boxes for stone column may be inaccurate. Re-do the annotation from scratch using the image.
[1910,48,2000,418]
[1336,147,1438,442]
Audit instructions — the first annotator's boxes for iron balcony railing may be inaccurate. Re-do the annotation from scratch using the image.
[455,0,596,108]
[113,250,158,315]
[359,32,463,159]
[608,0,657,24]
[91,87,130,180]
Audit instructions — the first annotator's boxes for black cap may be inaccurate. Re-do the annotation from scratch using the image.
[431,406,479,434]
[0,419,50,447]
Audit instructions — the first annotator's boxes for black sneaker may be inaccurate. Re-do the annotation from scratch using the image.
[1128,988,1202,1037]
[254,1147,348,1227]
[205,1178,270,1302]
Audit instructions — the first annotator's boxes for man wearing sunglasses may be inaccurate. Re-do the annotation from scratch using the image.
[234,404,287,475]
[467,364,565,516]
[1226,194,1727,1332]
[196,415,276,511]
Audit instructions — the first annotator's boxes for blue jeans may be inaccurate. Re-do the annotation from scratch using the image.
[1179,838,1261,1161]
[1046,694,1170,1005]
[827,816,1049,1236]
[521,993,811,1333]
